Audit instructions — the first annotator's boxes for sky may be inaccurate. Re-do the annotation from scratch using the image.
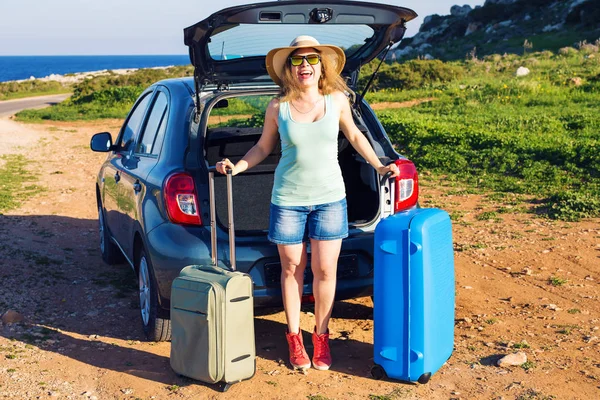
[0,0,485,56]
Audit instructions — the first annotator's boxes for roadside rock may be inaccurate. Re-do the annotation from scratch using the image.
[497,352,528,367]
[1,310,24,324]
[516,67,530,77]
[451,5,472,17]
[569,77,583,86]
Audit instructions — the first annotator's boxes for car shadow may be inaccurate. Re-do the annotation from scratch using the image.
[0,213,379,385]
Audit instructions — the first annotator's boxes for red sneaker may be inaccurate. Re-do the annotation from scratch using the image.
[285,331,311,370]
[312,329,332,370]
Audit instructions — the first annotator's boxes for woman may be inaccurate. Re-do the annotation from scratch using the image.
[215,35,399,371]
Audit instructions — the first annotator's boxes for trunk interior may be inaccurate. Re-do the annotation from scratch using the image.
[205,103,380,235]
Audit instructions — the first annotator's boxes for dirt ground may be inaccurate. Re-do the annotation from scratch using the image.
[0,115,598,400]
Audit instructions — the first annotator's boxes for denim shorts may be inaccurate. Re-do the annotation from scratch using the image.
[268,198,348,245]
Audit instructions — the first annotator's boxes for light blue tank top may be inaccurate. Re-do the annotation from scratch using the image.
[272,94,346,206]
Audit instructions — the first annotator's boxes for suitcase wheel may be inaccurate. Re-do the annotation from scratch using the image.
[370,364,387,380]
[417,372,431,384]
[219,382,233,392]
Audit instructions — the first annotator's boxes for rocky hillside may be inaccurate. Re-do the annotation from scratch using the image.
[394,0,600,60]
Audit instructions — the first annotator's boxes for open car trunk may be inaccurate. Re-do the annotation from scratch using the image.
[204,98,380,234]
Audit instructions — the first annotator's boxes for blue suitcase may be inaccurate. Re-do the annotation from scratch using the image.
[372,208,455,383]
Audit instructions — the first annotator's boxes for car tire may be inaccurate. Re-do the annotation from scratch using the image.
[137,248,171,342]
[98,205,125,265]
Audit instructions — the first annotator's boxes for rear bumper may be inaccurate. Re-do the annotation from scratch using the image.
[146,223,375,312]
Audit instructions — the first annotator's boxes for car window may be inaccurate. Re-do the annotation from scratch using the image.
[207,95,272,129]
[136,91,168,156]
[118,92,152,153]
[207,25,374,60]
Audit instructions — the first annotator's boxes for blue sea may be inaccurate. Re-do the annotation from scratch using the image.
[0,55,191,82]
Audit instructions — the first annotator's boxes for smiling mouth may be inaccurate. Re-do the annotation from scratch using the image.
[298,71,313,78]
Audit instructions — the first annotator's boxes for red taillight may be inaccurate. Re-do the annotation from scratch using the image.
[164,173,201,225]
[394,159,419,213]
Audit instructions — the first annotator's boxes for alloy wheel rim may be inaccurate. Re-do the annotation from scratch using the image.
[139,257,151,326]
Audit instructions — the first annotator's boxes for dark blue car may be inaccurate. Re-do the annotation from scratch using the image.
[90,0,418,341]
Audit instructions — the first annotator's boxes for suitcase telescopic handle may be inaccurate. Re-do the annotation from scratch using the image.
[208,167,236,271]
[379,164,396,215]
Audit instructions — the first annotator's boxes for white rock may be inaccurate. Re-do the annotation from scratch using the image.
[543,23,563,32]
[418,43,432,52]
[394,46,414,58]
[569,0,588,13]
[485,0,518,5]
[423,54,435,60]
[465,22,481,36]
[516,67,530,77]
[497,352,527,367]
[450,5,472,17]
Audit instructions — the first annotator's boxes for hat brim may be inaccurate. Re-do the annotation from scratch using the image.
[265,44,346,86]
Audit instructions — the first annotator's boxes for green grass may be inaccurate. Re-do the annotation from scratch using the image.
[370,49,600,221]
[0,80,71,101]
[549,276,568,286]
[166,385,180,393]
[15,66,193,122]
[0,155,45,213]
[10,48,600,222]
[521,361,536,371]
[516,388,556,400]
[368,388,410,400]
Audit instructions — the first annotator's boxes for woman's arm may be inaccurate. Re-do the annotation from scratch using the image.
[336,92,399,177]
[216,98,280,175]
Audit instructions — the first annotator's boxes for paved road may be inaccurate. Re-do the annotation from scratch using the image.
[0,93,71,117]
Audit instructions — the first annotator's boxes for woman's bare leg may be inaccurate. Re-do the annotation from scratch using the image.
[310,238,342,334]
[278,243,308,334]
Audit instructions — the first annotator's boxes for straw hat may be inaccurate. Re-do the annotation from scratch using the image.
[265,35,346,86]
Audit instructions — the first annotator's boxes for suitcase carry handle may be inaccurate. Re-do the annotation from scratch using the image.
[208,167,236,271]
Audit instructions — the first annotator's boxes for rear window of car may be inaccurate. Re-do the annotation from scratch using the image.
[207,25,374,60]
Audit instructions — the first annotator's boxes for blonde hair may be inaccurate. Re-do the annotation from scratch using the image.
[278,48,349,102]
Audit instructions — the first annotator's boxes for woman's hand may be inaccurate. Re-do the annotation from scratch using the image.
[215,158,236,175]
[376,163,400,178]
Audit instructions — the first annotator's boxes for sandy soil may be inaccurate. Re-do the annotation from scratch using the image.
[0,115,598,400]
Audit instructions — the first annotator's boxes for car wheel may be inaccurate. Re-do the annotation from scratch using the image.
[137,248,171,342]
[98,205,125,265]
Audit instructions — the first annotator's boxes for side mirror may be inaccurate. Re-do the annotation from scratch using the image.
[90,132,113,152]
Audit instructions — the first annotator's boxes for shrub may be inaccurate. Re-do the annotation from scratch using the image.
[72,86,143,106]
[545,190,600,221]
[0,80,69,100]
[368,60,463,90]
[558,47,578,57]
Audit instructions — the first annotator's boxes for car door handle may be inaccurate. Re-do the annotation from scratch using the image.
[114,172,120,183]
[133,181,142,193]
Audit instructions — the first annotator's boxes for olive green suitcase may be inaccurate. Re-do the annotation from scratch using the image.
[170,169,255,391]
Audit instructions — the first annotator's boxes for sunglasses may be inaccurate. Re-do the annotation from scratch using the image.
[289,54,321,66]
